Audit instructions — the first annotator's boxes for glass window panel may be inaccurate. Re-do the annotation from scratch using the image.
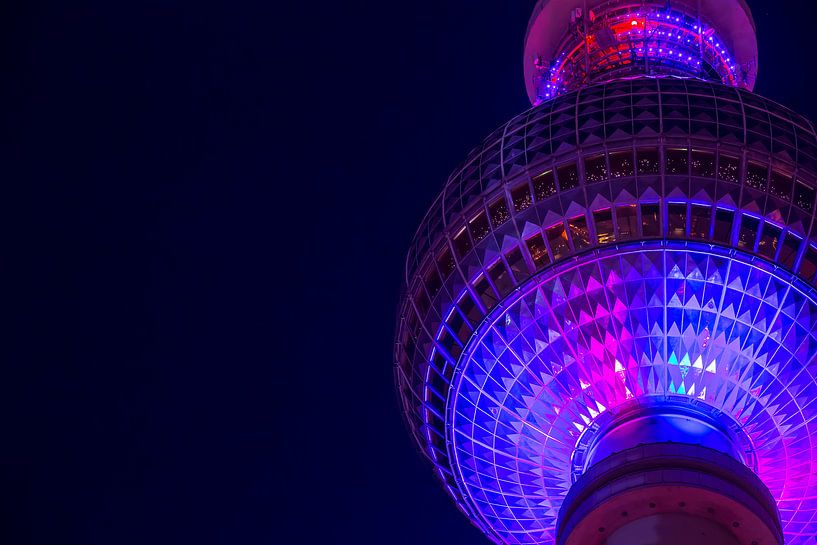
[431,345,445,372]
[794,182,815,212]
[428,369,446,403]
[446,309,470,345]
[609,151,634,177]
[557,162,580,191]
[637,148,660,175]
[474,274,498,310]
[546,223,570,260]
[488,197,511,227]
[425,267,442,299]
[738,215,760,250]
[779,232,801,269]
[505,247,530,282]
[718,154,739,182]
[668,203,687,238]
[757,223,781,259]
[525,234,550,269]
[745,162,767,190]
[453,227,472,258]
[616,204,638,240]
[800,245,817,281]
[533,170,556,200]
[594,209,614,244]
[568,215,590,250]
[769,171,793,200]
[468,211,490,243]
[691,150,716,177]
[641,203,661,237]
[713,209,734,244]
[666,148,689,175]
[414,285,430,316]
[584,154,608,182]
[437,246,455,278]
[438,328,462,360]
[488,260,513,297]
[457,291,482,326]
[511,182,533,212]
[689,205,711,239]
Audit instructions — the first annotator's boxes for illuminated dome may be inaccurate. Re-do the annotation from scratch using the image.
[396,3,817,545]
[523,0,758,102]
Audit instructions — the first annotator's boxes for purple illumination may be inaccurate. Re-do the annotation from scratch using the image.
[396,1,814,543]
[532,5,746,102]
[444,245,817,544]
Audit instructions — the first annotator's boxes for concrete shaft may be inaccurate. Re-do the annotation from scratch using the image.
[605,514,739,545]
[556,443,783,545]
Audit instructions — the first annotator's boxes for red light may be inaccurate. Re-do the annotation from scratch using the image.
[631,20,638,26]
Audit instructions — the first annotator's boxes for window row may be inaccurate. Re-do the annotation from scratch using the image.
[413,202,817,334]
[433,150,814,277]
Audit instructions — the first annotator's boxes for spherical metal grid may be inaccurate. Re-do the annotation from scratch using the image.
[394,77,817,544]
[450,244,817,543]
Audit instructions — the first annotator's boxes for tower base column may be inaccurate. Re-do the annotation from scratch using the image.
[556,443,783,545]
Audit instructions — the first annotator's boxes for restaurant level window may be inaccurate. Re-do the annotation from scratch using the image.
[525,234,550,269]
[668,204,687,238]
[594,209,614,244]
[737,215,760,250]
[779,232,801,269]
[689,205,711,239]
[641,203,661,237]
[769,171,793,200]
[468,211,490,243]
[800,245,817,281]
[437,246,455,278]
[505,247,529,282]
[557,162,580,191]
[414,285,430,316]
[488,197,511,227]
[713,209,734,244]
[584,154,608,182]
[425,267,442,299]
[488,260,513,297]
[794,182,815,212]
[616,205,638,240]
[453,227,472,258]
[457,291,482,326]
[609,151,634,178]
[718,154,740,182]
[533,170,556,200]
[745,162,767,190]
[474,274,498,310]
[511,182,533,212]
[757,223,781,259]
[691,150,716,178]
[666,148,689,175]
[446,309,470,345]
[637,148,660,175]
[568,215,590,250]
[546,224,570,260]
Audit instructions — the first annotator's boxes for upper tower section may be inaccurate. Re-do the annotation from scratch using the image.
[524,0,758,104]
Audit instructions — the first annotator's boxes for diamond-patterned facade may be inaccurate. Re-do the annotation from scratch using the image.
[451,246,817,544]
[396,6,817,544]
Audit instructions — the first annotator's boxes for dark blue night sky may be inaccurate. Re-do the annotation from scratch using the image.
[3,1,817,544]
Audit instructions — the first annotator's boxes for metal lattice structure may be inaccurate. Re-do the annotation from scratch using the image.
[395,2,817,544]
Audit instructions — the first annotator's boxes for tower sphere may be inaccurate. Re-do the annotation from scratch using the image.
[396,2,817,544]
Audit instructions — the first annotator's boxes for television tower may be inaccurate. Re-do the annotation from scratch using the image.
[396,1,817,544]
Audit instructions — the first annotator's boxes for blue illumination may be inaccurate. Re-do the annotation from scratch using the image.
[442,245,817,544]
